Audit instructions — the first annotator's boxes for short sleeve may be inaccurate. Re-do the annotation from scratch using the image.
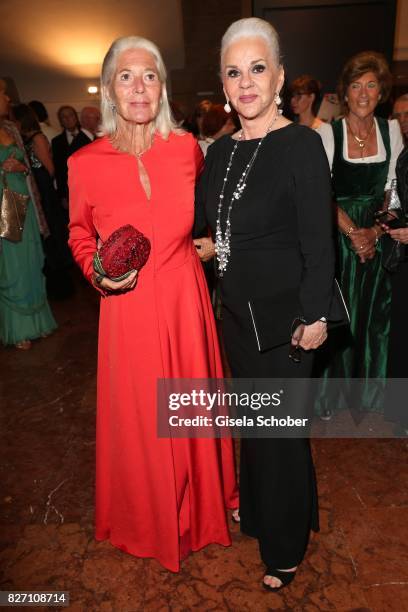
[315,122,334,170]
[386,119,405,190]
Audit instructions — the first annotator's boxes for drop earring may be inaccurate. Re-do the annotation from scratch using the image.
[110,102,116,112]
[224,100,231,113]
[274,92,283,114]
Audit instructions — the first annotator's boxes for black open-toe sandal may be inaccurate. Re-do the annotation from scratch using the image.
[263,568,297,592]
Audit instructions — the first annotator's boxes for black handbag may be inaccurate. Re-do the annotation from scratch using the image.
[248,280,350,352]
[382,238,406,272]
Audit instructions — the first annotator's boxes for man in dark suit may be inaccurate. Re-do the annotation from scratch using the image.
[68,106,101,157]
[51,106,81,204]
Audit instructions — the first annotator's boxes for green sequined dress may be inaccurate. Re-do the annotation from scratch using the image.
[0,143,57,345]
[316,117,392,414]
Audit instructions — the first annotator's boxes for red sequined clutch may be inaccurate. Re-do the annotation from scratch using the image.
[93,224,151,281]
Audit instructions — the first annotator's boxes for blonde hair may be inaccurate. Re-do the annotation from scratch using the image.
[221,18,281,67]
[100,36,177,139]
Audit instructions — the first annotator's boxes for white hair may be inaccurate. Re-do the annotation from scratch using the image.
[100,36,178,139]
[221,17,281,67]
[395,93,408,104]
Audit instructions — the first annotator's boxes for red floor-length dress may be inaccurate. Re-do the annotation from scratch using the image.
[68,132,238,572]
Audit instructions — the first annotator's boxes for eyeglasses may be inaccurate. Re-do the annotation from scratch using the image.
[288,343,302,363]
[291,92,308,100]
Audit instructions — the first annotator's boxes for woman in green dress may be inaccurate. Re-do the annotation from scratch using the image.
[316,52,404,416]
[0,79,57,349]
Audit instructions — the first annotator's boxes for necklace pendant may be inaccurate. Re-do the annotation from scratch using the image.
[215,112,279,276]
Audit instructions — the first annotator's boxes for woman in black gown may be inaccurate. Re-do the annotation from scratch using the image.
[12,104,73,297]
[194,17,335,590]
[382,145,408,433]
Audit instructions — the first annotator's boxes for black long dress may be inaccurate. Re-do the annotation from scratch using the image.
[386,145,408,429]
[25,133,73,297]
[195,123,335,568]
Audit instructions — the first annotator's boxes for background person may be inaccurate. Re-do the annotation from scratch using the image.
[188,99,213,138]
[315,51,404,417]
[51,105,81,204]
[68,107,101,158]
[0,80,56,349]
[12,103,73,298]
[392,93,408,145]
[289,74,333,162]
[198,103,236,156]
[79,106,101,140]
[28,99,59,143]
[381,144,408,434]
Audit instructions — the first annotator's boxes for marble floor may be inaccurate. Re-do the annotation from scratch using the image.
[1,274,407,612]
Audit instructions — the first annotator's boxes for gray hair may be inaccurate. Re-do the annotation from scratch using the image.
[221,18,281,67]
[100,36,177,139]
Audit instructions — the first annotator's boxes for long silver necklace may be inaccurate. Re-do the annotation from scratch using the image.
[215,116,278,276]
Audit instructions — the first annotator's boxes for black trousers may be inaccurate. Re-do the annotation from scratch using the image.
[222,305,319,568]
[386,259,408,427]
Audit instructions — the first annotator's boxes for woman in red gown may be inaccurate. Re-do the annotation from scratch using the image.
[68,36,238,572]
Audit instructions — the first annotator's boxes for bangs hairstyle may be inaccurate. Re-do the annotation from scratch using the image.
[290,75,322,116]
[221,17,281,68]
[100,36,178,139]
[338,50,392,111]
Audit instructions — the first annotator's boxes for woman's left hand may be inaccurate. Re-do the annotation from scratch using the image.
[193,237,216,262]
[349,227,377,262]
[382,226,408,244]
[293,320,328,351]
[2,154,27,174]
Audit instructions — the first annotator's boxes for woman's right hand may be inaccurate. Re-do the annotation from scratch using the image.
[293,320,328,351]
[96,270,138,293]
[382,226,408,244]
[193,237,216,262]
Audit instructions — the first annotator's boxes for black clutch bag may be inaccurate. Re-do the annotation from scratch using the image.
[248,280,350,352]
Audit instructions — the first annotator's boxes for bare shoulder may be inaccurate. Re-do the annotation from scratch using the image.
[33,132,49,146]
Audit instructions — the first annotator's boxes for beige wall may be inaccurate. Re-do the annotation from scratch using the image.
[395,0,408,60]
[0,0,184,124]
[1,0,407,126]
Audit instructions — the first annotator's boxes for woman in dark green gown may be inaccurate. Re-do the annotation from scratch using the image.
[316,52,404,415]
